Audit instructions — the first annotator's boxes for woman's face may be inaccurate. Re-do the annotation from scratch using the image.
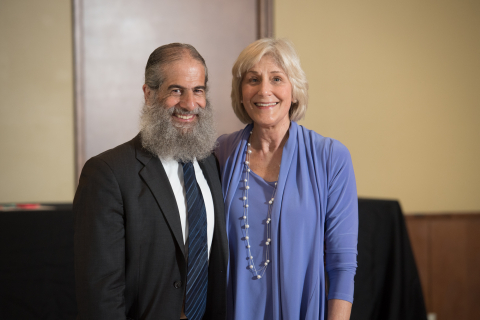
[241,55,293,129]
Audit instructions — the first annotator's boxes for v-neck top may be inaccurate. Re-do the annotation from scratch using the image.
[227,167,276,320]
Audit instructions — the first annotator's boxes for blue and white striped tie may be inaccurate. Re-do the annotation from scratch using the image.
[181,162,208,320]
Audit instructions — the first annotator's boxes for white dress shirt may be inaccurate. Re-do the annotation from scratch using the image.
[159,158,215,258]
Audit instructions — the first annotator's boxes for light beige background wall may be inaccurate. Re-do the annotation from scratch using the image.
[1,0,479,213]
[275,0,480,213]
[0,0,74,203]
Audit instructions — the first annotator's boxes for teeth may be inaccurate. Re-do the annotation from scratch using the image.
[175,114,194,120]
[256,102,277,107]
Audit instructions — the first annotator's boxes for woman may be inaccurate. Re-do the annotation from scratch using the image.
[215,38,358,320]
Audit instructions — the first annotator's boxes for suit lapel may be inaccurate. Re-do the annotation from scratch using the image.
[135,136,186,256]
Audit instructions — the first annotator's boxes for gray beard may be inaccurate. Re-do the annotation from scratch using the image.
[140,99,217,162]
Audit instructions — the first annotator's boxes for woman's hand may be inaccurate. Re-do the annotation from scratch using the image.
[327,299,352,320]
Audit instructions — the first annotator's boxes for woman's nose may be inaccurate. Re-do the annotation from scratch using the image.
[258,80,272,96]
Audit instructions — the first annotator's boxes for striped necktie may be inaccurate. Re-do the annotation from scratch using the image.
[181,162,208,320]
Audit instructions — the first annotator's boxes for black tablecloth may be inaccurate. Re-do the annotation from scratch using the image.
[0,205,76,320]
[0,200,426,320]
[353,199,427,320]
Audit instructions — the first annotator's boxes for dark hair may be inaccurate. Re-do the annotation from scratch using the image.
[144,43,208,90]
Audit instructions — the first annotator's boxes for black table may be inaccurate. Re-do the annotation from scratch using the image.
[0,204,76,320]
[0,200,426,320]
[353,199,427,320]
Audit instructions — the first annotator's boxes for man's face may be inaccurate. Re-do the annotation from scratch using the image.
[140,56,216,162]
[143,57,206,131]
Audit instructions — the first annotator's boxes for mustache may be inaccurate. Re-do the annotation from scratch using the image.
[167,107,201,115]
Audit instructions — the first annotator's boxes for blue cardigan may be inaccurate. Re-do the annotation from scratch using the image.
[215,122,358,320]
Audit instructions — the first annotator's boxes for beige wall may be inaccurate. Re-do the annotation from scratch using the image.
[275,0,480,213]
[0,0,74,203]
[1,0,479,212]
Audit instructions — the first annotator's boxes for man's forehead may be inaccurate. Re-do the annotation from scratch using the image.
[161,58,206,86]
[163,56,204,72]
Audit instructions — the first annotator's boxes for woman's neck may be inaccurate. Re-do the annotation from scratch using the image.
[246,121,290,182]
[250,121,290,154]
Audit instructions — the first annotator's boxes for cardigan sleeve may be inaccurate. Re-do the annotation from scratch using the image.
[323,140,358,303]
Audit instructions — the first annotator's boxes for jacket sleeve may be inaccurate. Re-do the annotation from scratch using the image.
[74,156,127,320]
[324,140,359,303]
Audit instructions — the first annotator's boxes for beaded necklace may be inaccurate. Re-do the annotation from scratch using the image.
[242,131,278,280]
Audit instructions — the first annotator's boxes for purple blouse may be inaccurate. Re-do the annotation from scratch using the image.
[215,122,358,320]
[228,168,276,320]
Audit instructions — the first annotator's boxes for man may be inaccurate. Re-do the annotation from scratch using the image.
[74,43,227,320]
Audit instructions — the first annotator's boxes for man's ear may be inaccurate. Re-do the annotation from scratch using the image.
[143,84,151,103]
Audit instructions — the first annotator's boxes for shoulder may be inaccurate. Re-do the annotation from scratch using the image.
[215,125,250,166]
[81,134,141,176]
[216,129,244,153]
[296,124,352,162]
[96,135,138,163]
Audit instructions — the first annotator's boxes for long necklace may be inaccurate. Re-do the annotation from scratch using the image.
[242,131,279,280]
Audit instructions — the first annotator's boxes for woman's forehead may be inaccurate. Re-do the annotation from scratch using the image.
[247,55,285,73]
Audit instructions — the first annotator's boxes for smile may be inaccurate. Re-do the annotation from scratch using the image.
[174,114,195,120]
[254,102,278,107]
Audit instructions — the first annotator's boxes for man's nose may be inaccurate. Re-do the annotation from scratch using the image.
[179,90,196,111]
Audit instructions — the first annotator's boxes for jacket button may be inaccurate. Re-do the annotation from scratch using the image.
[174,281,182,289]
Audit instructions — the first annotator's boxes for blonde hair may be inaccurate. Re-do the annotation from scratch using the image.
[231,38,308,124]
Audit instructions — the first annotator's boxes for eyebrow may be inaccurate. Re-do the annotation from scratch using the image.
[167,84,206,90]
[246,70,285,75]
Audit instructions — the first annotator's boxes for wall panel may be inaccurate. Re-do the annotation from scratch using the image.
[406,214,480,320]
[75,0,261,173]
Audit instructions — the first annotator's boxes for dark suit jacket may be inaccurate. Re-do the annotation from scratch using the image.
[73,134,228,320]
